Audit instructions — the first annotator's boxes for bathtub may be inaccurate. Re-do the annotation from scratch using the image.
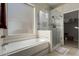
[2,38,49,56]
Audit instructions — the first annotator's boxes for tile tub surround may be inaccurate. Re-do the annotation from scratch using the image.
[1,38,49,56]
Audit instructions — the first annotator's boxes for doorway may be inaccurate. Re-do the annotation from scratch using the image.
[64,11,78,48]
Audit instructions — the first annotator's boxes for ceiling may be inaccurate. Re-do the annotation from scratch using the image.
[34,3,64,9]
[0,3,64,8]
[48,3,64,8]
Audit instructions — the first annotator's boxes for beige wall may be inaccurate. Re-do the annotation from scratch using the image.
[54,3,79,13]
[63,3,79,13]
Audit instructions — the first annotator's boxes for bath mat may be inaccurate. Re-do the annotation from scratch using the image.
[55,47,69,55]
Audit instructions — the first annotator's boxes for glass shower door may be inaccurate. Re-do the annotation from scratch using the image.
[51,17,61,47]
[50,10,63,48]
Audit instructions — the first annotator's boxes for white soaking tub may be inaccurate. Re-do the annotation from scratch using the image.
[2,38,49,56]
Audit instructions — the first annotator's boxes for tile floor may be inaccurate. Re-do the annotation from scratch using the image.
[47,41,79,56]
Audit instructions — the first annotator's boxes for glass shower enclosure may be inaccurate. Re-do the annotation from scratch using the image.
[50,10,63,48]
[38,10,63,49]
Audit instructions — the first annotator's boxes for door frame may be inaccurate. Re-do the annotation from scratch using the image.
[63,10,79,48]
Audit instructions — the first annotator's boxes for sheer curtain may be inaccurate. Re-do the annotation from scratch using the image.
[5,3,36,43]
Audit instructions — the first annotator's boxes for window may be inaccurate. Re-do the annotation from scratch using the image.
[38,11,49,30]
[6,3,36,43]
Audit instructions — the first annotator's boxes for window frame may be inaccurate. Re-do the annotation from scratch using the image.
[4,3,37,43]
